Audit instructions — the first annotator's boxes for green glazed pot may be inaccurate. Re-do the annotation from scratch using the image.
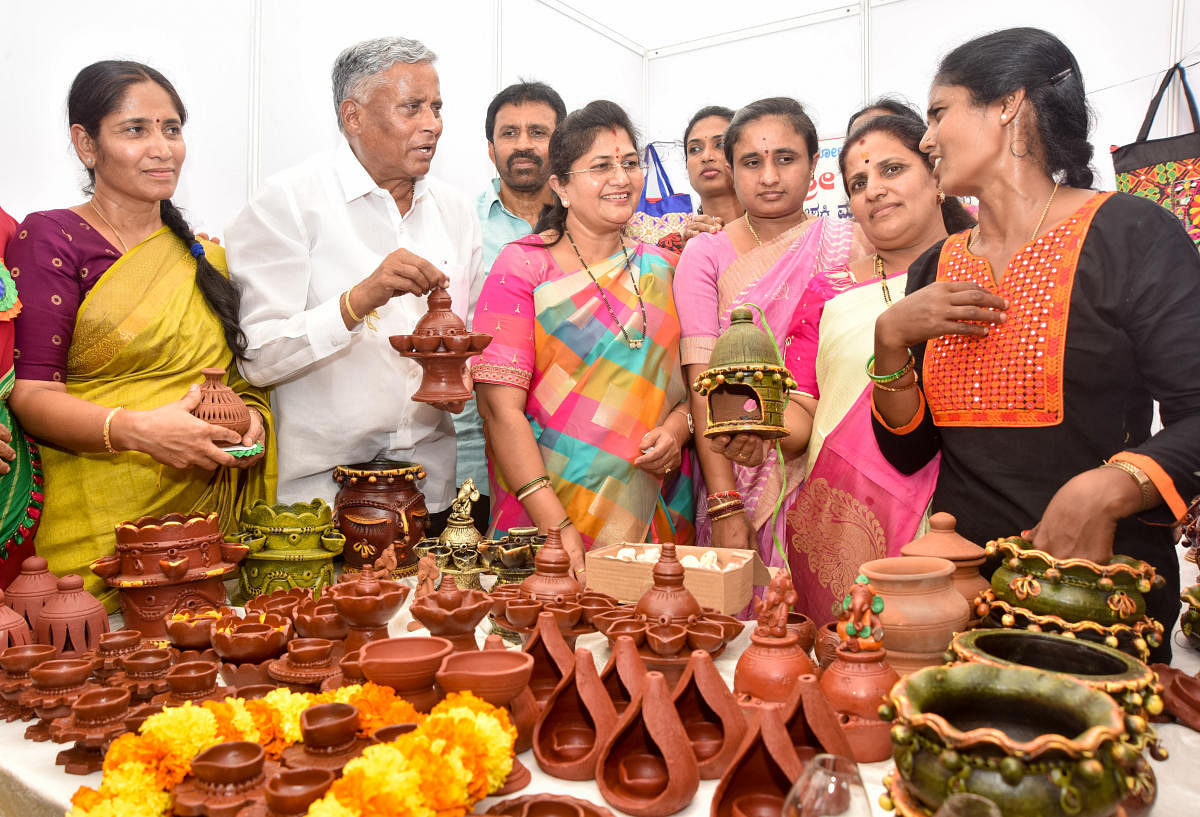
[882,663,1147,817]
[234,500,345,601]
[1181,585,1200,649]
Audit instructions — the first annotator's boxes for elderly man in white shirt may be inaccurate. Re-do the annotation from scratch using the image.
[226,36,483,518]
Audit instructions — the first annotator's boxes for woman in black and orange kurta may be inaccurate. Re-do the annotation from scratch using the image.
[870,28,1200,661]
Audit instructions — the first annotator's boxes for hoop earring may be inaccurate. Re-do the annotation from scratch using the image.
[936,190,946,204]
[1010,139,1030,159]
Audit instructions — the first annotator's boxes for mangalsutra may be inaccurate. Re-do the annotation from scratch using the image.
[565,228,647,350]
[89,199,129,254]
[968,181,1060,254]
[873,254,893,305]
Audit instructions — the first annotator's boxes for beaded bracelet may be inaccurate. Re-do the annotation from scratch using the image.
[707,489,743,505]
[865,351,915,384]
[873,369,920,393]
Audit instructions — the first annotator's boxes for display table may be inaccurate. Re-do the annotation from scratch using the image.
[4,556,1199,817]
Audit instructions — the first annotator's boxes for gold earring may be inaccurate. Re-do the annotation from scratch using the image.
[937,190,946,204]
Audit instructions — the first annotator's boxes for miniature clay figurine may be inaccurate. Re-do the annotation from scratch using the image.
[754,571,796,638]
[416,556,440,598]
[837,575,884,649]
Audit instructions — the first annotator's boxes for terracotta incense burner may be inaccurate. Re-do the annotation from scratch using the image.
[91,511,248,637]
[0,589,32,650]
[332,458,427,572]
[5,555,57,630]
[234,500,345,602]
[388,288,492,404]
[193,368,252,436]
[976,536,1166,661]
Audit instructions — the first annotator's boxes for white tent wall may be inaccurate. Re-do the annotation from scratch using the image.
[0,0,1197,232]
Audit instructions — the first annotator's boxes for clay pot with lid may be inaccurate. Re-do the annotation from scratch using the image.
[280,702,368,774]
[6,556,58,629]
[174,741,269,817]
[900,512,989,609]
[860,556,970,676]
[35,575,109,658]
[520,527,583,605]
[332,459,427,572]
[0,590,32,650]
[192,368,252,436]
[632,542,701,625]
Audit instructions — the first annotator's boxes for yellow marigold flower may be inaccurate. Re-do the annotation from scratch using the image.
[305,794,362,817]
[261,687,312,744]
[422,704,516,795]
[331,743,438,817]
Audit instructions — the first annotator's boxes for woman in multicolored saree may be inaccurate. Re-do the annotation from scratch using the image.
[472,100,694,578]
[6,61,275,606]
[673,97,866,571]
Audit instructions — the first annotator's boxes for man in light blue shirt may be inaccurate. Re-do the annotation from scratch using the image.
[455,81,566,533]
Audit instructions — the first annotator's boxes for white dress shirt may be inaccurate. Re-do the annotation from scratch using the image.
[226,141,484,510]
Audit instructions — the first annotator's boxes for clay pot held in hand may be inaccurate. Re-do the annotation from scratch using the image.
[192,368,252,436]
[860,556,970,675]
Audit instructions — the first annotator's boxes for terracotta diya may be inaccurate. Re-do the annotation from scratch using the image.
[709,700,808,817]
[324,572,411,654]
[88,628,143,682]
[49,685,132,774]
[388,288,492,404]
[235,768,335,817]
[152,660,231,708]
[0,642,56,721]
[267,638,339,690]
[533,647,618,781]
[173,740,271,817]
[105,647,173,702]
[357,636,452,711]
[21,657,96,741]
[280,702,369,775]
[90,511,249,637]
[410,585,491,652]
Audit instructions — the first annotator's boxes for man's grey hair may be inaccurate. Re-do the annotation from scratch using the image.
[331,36,437,130]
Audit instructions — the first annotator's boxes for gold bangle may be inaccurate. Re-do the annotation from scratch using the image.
[343,288,379,330]
[873,369,920,393]
[709,507,746,522]
[557,516,573,530]
[1102,460,1155,512]
[103,406,124,454]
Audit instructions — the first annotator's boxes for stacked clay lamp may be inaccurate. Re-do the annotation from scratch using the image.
[324,572,410,654]
[388,287,492,404]
[693,305,795,440]
[90,511,248,638]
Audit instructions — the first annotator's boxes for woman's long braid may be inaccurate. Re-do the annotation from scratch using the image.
[159,199,247,358]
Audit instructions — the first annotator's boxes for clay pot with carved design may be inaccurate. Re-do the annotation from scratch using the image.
[192,368,252,436]
[332,459,427,572]
[5,556,57,630]
[35,575,109,658]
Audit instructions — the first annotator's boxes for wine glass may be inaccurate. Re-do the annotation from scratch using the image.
[781,754,872,817]
[932,793,1002,817]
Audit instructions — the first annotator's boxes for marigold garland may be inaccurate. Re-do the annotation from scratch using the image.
[68,683,508,817]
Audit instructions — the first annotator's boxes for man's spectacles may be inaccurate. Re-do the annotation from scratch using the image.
[561,159,646,180]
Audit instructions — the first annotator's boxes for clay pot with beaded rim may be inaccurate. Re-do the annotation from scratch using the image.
[192,368,252,436]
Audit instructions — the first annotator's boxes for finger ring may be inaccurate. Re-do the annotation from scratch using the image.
[665,467,671,475]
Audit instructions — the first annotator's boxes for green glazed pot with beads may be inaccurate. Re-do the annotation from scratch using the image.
[234,500,345,603]
[1181,585,1200,649]
[880,662,1149,817]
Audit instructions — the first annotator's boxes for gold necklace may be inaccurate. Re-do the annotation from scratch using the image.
[564,229,647,350]
[744,213,762,247]
[89,199,129,253]
[873,254,893,305]
[967,181,1060,253]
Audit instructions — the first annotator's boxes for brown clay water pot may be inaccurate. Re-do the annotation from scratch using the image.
[733,628,814,704]
[900,512,989,609]
[860,555,970,675]
[819,645,899,763]
[358,636,452,711]
[263,768,335,817]
[435,648,534,707]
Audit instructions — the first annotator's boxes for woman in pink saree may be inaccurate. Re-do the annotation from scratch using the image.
[768,109,974,622]
[674,97,866,576]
